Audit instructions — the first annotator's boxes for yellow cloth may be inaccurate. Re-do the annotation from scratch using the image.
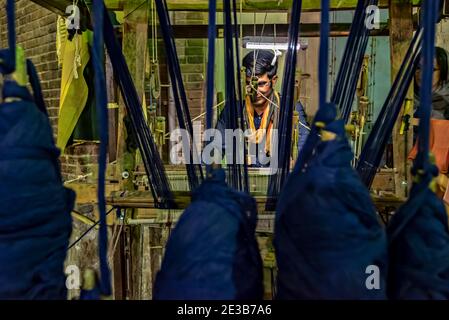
[13,46,27,86]
[245,91,280,154]
[56,31,91,153]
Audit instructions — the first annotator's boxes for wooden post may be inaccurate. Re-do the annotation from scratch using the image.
[106,52,118,163]
[389,0,414,198]
[116,0,150,300]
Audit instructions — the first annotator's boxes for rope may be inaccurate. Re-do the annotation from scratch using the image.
[266,0,302,207]
[27,59,48,115]
[293,0,379,175]
[163,100,226,138]
[223,0,249,192]
[414,0,439,175]
[155,0,204,191]
[101,3,174,208]
[252,13,268,78]
[92,0,111,296]
[331,0,379,123]
[232,0,249,192]
[205,0,217,175]
[68,207,115,250]
[356,27,423,187]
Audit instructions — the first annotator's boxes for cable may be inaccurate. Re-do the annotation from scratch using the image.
[266,0,302,209]
[68,207,115,250]
[357,28,423,187]
[205,0,217,175]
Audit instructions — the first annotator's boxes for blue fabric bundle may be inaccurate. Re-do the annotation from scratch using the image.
[154,1,262,300]
[0,80,74,299]
[387,177,449,299]
[274,0,387,299]
[78,0,112,299]
[0,0,74,299]
[387,0,449,300]
[274,120,387,299]
[154,169,263,300]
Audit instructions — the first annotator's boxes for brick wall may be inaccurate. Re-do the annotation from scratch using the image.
[0,0,60,131]
[60,143,99,182]
[1,3,213,176]
[0,0,98,181]
[173,12,207,121]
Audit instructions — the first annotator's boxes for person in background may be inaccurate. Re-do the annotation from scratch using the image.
[215,50,309,167]
[414,46,449,120]
[411,46,449,209]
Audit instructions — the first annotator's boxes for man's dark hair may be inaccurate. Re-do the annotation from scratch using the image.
[415,46,449,92]
[242,50,278,79]
[435,46,449,86]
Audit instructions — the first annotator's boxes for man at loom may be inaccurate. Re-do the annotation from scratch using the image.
[215,50,309,168]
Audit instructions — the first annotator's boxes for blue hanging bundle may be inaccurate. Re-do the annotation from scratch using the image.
[387,0,449,300]
[269,0,375,209]
[274,0,387,299]
[154,169,263,299]
[77,0,112,299]
[332,0,378,123]
[0,0,74,299]
[155,0,203,191]
[357,27,422,187]
[222,0,249,192]
[266,0,302,210]
[102,3,174,208]
[153,0,263,299]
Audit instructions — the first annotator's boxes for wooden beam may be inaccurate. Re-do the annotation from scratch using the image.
[389,0,414,198]
[31,0,421,14]
[118,0,151,300]
[30,0,67,15]
[30,0,123,14]
[165,0,421,11]
[166,23,391,39]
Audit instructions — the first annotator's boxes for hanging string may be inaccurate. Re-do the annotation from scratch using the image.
[155,0,204,191]
[414,0,438,176]
[293,0,375,175]
[91,0,111,297]
[205,0,217,176]
[319,0,330,109]
[252,13,269,78]
[101,3,174,208]
[232,0,249,193]
[266,0,302,209]
[331,0,378,123]
[356,28,423,187]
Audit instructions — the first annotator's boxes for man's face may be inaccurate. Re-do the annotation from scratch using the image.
[246,73,278,107]
[415,58,440,91]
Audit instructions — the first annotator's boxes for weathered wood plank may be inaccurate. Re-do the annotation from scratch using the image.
[31,0,422,14]
[119,0,150,300]
[30,0,122,14]
[165,0,421,11]
[168,23,391,39]
[389,0,414,198]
